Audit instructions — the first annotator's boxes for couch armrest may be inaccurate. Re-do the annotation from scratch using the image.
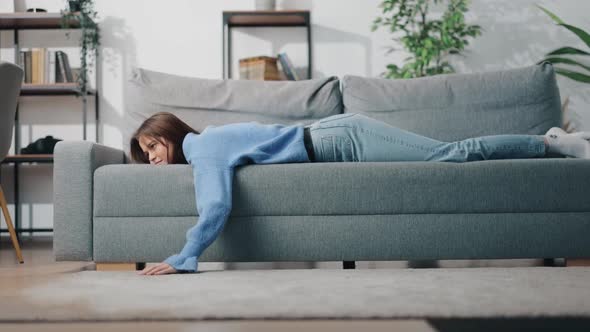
[53,141,126,261]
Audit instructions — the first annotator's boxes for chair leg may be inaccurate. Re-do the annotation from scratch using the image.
[0,185,24,263]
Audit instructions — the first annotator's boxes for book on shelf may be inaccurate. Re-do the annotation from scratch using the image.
[19,48,74,84]
[238,55,283,81]
[31,48,39,84]
[56,51,74,83]
[39,48,45,84]
[55,51,66,83]
[48,50,56,84]
[277,52,300,81]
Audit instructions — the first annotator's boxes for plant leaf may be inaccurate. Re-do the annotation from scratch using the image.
[536,4,564,24]
[539,57,590,72]
[536,5,590,52]
[555,68,590,83]
[546,47,590,56]
[559,23,590,50]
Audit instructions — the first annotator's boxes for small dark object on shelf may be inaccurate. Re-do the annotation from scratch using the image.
[68,0,81,12]
[26,8,47,13]
[20,136,63,154]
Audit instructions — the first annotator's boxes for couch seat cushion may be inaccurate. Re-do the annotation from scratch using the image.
[93,159,590,218]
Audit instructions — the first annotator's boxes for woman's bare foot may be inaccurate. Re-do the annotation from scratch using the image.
[546,127,590,141]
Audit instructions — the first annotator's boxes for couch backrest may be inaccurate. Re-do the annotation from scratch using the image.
[341,63,562,142]
[124,68,342,155]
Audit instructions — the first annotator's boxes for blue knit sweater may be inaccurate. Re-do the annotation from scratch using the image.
[163,122,310,272]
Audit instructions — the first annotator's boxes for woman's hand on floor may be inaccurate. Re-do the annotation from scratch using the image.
[137,262,177,276]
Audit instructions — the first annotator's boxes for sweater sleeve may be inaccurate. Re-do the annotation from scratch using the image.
[163,164,234,272]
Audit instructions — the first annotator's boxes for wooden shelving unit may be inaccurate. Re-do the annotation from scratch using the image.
[20,83,96,95]
[0,12,80,29]
[0,12,99,236]
[3,154,54,163]
[222,10,312,80]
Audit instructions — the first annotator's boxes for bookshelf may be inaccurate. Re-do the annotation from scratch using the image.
[21,82,96,95]
[3,154,53,163]
[222,10,312,80]
[0,12,80,30]
[0,12,99,237]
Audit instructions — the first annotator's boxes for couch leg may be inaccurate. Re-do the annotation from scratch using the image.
[565,258,590,267]
[543,258,567,267]
[343,261,356,269]
[96,262,144,271]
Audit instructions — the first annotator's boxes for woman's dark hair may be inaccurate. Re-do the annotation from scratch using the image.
[130,112,199,164]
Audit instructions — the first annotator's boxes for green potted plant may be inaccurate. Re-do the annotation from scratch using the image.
[60,0,100,96]
[537,5,590,83]
[537,5,590,133]
[371,0,482,79]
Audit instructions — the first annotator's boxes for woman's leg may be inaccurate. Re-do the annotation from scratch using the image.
[307,113,546,162]
[427,134,546,162]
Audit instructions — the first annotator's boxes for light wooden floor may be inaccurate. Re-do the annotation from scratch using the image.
[0,235,588,332]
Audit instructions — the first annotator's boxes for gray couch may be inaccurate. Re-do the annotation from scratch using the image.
[53,63,590,269]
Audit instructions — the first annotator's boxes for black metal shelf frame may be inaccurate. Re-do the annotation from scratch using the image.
[0,14,100,237]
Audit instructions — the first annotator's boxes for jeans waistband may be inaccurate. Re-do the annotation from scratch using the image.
[303,126,315,162]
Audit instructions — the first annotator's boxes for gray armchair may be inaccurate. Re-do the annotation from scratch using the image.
[0,61,24,264]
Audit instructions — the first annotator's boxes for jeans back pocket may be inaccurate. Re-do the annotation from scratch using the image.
[320,135,355,162]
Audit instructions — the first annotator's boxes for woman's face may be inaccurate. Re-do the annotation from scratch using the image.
[138,135,174,165]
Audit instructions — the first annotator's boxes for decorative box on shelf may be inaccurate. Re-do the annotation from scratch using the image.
[238,55,283,80]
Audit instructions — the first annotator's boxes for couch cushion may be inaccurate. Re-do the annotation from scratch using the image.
[94,213,590,262]
[124,68,343,157]
[94,159,590,218]
[342,63,562,142]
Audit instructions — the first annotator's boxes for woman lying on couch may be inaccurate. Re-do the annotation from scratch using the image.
[130,112,590,275]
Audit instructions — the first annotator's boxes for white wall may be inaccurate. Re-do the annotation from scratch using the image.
[1,0,589,244]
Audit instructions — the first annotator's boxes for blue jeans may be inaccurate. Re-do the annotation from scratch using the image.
[306,113,546,162]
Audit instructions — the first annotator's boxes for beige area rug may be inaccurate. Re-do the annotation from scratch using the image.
[3,267,590,321]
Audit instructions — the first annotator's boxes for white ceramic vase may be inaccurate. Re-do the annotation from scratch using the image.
[0,0,15,12]
[255,0,276,10]
[14,0,51,12]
